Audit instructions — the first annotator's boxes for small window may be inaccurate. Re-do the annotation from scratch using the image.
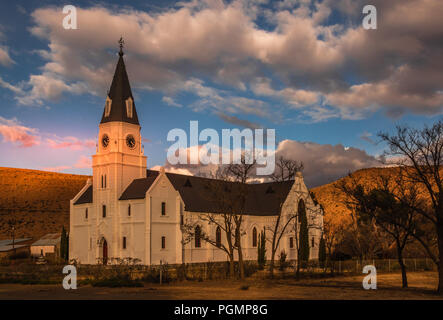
[104,175,107,188]
[101,175,104,188]
[311,236,315,248]
[123,237,127,249]
[161,202,166,216]
[102,205,106,218]
[290,237,294,249]
[128,204,131,217]
[161,236,166,249]
[126,97,133,118]
[85,208,88,219]
[195,226,201,248]
[216,226,221,248]
[252,227,257,247]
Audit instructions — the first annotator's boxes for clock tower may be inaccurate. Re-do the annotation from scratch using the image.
[92,40,147,228]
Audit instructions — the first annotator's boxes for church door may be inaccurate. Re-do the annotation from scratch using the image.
[102,239,108,265]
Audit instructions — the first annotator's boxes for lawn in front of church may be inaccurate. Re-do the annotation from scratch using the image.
[0,271,441,300]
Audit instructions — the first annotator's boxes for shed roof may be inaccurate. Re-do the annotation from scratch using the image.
[31,233,61,247]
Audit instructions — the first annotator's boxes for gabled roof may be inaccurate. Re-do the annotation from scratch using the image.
[120,169,295,216]
[32,233,61,247]
[74,185,92,205]
[100,49,140,125]
[119,170,159,200]
[166,172,294,216]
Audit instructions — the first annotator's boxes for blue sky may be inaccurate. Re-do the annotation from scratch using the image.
[0,0,442,187]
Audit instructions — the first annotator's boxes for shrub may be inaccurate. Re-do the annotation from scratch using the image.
[257,230,266,270]
[279,250,288,271]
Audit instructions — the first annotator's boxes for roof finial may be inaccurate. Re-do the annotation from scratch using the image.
[118,36,125,56]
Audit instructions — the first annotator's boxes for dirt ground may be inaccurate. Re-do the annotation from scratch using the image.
[0,271,441,300]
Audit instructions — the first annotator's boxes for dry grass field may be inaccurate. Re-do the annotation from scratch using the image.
[0,167,89,240]
[0,272,440,300]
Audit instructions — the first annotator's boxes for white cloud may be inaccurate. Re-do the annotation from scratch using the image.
[162,96,182,108]
[0,117,40,147]
[0,46,14,66]
[9,0,442,119]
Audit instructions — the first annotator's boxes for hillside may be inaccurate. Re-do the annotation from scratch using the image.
[0,166,410,242]
[0,167,90,240]
[311,166,412,220]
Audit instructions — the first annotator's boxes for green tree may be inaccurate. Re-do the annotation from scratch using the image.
[257,230,266,270]
[60,226,69,262]
[298,200,310,266]
[318,235,326,269]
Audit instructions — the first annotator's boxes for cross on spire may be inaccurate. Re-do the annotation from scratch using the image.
[118,36,125,56]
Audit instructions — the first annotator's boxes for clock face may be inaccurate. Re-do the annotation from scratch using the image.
[126,135,136,149]
[102,134,110,148]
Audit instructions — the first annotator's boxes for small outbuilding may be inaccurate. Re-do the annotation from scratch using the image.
[0,238,32,258]
[31,233,61,258]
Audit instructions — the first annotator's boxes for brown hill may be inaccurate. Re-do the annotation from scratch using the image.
[0,166,414,242]
[311,166,426,220]
[0,167,90,241]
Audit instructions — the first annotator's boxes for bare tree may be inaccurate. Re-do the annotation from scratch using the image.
[181,168,238,278]
[224,153,256,279]
[337,173,419,288]
[267,157,303,277]
[379,120,443,293]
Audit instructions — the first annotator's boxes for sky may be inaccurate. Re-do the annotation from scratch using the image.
[0,0,442,187]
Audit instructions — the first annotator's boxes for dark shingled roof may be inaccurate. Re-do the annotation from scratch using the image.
[119,170,159,200]
[100,50,140,125]
[120,169,294,216]
[74,185,92,205]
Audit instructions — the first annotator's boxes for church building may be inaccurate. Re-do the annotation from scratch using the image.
[69,45,324,265]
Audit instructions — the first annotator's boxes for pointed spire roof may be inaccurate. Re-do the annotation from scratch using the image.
[100,38,140,125]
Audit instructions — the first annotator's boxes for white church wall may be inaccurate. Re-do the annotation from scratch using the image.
[148,173,182,265]
[118,199,146,263]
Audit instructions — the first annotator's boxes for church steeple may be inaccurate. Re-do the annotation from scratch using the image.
[100,38,140,125]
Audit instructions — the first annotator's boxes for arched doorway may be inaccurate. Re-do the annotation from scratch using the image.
[101,238,108,265]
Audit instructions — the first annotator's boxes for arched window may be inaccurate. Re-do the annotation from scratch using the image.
[195,226,201,248]
[161,236,166,249]
[101,175,104,188]
[85,208,88,219]
[122,237,127,249]
[102,205,106,218]
[216,226,221,248]
[161,202,166,216]
[128,204,131,217]
[252,227,257,247]
[104,175,107,188]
